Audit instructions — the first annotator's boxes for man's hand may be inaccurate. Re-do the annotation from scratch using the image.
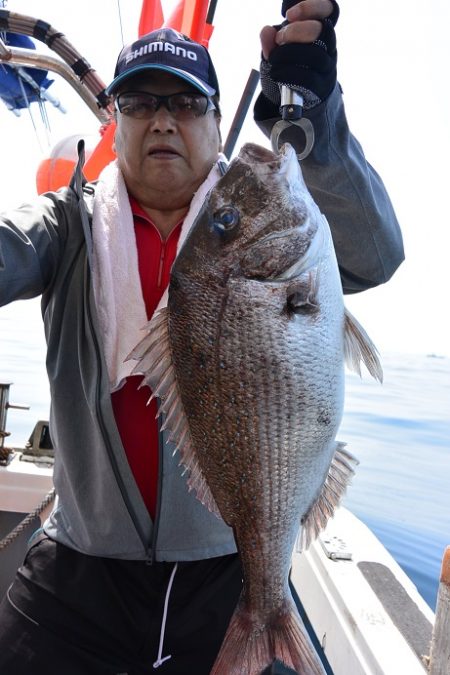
[261,0,335,59]
[259,0,339,110]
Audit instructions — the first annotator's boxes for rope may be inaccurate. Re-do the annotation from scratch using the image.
[0,487,55,551]
[116,0,124,47]
[153,562,178,668]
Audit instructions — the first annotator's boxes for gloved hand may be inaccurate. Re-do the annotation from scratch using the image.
[259,0,339,110]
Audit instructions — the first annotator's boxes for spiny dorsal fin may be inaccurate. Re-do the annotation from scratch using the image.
[344,307,383,383]
[299,442,358,550]
[126,308,221,517]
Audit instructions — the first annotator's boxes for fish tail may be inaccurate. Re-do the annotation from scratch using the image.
[210,598,326,675]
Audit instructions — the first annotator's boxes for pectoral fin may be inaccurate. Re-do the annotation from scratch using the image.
[286,271,319,315]
[344,307,383,382]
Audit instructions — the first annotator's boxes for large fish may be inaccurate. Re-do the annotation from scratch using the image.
[129,142,382,674]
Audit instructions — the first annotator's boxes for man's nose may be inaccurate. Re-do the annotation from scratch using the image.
[148,105,177,132]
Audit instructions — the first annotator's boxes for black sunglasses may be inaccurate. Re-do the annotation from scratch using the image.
[115,91,216,120]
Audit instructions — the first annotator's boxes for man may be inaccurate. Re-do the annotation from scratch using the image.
[0,2,403,673]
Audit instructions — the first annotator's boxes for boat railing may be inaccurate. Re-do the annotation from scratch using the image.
[0,9,114,123]
[0,381,29,466]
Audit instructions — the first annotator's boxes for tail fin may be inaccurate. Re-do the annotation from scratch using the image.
[210,597,326,675]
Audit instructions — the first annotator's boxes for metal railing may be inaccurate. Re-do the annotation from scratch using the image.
[0,10,114,123]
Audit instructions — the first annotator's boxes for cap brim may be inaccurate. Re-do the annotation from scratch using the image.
[106,64,216,97]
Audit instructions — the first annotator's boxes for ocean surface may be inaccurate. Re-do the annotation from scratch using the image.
[0,298,449,611]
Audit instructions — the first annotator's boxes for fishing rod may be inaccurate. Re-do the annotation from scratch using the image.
[207,0,260,159]
[223,69,260,159]
[206,0,219,26]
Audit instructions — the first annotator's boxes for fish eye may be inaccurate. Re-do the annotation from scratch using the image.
[212,206,240,233]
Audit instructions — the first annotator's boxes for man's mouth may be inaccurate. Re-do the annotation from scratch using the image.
[147,146,181,158]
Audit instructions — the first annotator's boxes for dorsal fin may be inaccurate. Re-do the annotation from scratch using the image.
[344,307,383,383]
[126,308,221,517]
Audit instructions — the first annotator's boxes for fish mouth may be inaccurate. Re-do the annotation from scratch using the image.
[238,142,296,171]
[239,143,279,164]
[235,143,327,281]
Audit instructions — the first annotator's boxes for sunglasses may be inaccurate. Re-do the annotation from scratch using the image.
[115,91,217,121]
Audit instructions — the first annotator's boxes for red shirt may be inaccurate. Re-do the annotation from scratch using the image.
[110,198,182,519]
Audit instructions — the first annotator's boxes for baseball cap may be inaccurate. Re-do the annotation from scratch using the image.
[106,28,219,97]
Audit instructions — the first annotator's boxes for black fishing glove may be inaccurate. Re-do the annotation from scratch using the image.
[258,0,339,113]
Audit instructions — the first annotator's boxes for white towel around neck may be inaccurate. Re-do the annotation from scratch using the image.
[91,156,227,392]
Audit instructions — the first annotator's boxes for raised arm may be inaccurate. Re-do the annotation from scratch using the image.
[254,0,404,294]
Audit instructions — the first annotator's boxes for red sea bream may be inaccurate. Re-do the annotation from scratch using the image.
[129,142,382,674]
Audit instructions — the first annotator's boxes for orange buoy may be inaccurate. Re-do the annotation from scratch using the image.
[35,127,117,194]
[35,133,98,194]
[36,156,77,194]
[83,122,116,182]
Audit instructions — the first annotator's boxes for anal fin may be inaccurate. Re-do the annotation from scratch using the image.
[300,442,358,550]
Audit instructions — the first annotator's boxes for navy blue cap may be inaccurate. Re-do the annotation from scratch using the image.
[106,28,219,97]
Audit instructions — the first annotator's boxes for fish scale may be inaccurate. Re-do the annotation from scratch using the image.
[129,141,382,674]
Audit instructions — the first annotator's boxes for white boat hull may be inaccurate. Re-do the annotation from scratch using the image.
[292,507,434,674]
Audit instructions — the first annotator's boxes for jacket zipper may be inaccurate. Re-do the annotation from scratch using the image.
[78,179,169,563]
[84,260,152,559]
[148,231,169,562]
[157,240,166,287]
[149,410,164,564]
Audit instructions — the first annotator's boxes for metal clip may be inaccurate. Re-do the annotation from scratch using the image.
[270,86,315,160]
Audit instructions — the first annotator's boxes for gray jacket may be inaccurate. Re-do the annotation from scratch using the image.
[0,84,404,561]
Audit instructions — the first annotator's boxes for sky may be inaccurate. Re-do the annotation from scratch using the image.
[0,0,449,359]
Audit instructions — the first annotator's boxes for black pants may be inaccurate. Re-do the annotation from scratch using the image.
[0,534,243,674]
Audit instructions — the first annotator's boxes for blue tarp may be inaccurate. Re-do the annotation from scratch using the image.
[0,33,53,111]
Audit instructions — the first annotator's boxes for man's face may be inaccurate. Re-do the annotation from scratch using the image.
[114,71,221,212]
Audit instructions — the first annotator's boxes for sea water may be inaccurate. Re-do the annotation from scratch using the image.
[0,299,449,611]
[341,351,450,611]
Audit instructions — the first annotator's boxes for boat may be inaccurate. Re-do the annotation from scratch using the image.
[0,396,446,675]
[1,3,449,674]
[1,385,448,675]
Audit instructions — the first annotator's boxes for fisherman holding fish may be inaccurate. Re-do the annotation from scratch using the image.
[0,1,404,673]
